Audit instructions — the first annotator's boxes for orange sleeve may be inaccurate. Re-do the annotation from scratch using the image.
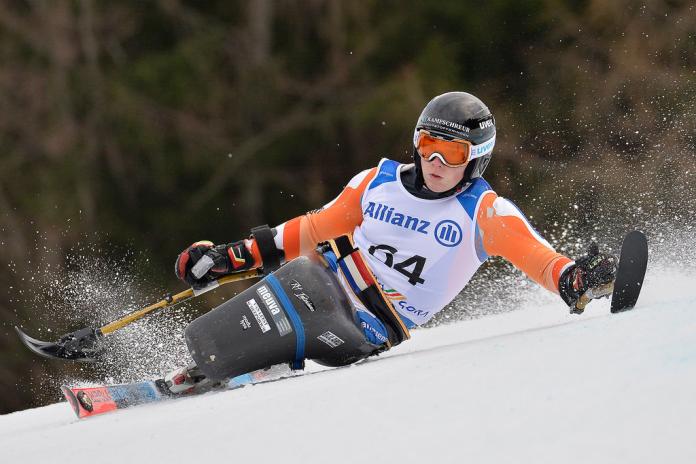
[279,168,378,260]
[477,192,572,293]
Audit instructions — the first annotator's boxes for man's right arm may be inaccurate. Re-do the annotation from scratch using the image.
[271,167,377,261]
[175,167,377,286]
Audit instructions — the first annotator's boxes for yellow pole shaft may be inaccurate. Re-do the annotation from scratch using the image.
[99,270,261,335]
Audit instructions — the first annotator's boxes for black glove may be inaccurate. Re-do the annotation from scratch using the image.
[174,240,255,288]
[558,243,618,314]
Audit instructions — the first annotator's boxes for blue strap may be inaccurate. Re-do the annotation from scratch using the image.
[265,274,305,370]
[322,249,339,272]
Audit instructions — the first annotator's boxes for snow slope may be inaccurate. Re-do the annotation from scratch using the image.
[2,265,695,464]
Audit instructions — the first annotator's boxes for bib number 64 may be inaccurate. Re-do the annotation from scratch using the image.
[367,244,425,286]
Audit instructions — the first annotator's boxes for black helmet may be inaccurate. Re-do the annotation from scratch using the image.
[413,91,496,193]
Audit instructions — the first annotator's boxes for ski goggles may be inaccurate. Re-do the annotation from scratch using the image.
[415,130,496,167]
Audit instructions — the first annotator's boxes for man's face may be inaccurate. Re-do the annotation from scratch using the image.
[420,156,467,193]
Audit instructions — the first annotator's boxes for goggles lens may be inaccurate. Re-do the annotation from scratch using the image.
[416,130,472,167]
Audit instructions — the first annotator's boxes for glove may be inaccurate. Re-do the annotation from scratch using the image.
[175,240,256,288]
[558,242,618,314]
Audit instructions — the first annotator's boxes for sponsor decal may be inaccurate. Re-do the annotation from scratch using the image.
[76,391,94,412]
[360,321,389,344]
[470,135,496,159]
[239,314,252,330]
[317,331,345,348]
[289,279,316,312]
[294,292,315,312]
[364,202,430,234]
[424,116,470,133]
[434,220,463,247]
[479,119,494,129]
[82,388,111,405]
[364,203,464,250]
[256,285,292,336]
[380,283,406,301]
[397,300,429,318]
[246,298,271,333]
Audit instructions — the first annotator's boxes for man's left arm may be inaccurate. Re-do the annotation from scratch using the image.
[476,191,572,294]
[477,191,617,311]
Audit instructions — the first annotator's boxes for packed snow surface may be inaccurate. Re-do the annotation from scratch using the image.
[1,264,695,463]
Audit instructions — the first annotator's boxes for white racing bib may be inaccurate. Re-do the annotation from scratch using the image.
[352,158,493,326]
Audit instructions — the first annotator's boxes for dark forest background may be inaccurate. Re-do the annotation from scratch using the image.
[1,0,695,413]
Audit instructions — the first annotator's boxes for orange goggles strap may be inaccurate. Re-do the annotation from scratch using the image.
[416,130,472,167]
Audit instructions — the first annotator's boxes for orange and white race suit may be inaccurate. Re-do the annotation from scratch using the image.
[249,158,572,328]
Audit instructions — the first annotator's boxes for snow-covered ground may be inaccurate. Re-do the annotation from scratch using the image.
[2,262,695,463]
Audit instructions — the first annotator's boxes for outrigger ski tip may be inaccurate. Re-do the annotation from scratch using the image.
[14,325,104,362]
[610,230,649,313]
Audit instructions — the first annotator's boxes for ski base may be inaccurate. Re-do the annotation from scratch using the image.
[611,230,649,313]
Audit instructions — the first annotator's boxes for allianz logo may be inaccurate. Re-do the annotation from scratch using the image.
[363,202,463,247]
[364,201,430,234]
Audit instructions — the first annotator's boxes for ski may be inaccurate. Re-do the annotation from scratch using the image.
[62,381,164,418]
[611,230,649,313]
[61,369,281,419]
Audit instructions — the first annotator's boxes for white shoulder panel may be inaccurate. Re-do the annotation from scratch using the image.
[321,168,373,210]
[492,197,553,250]
[346,168,373,189]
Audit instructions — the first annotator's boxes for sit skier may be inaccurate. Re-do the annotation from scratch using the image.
[166,91,617,393]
